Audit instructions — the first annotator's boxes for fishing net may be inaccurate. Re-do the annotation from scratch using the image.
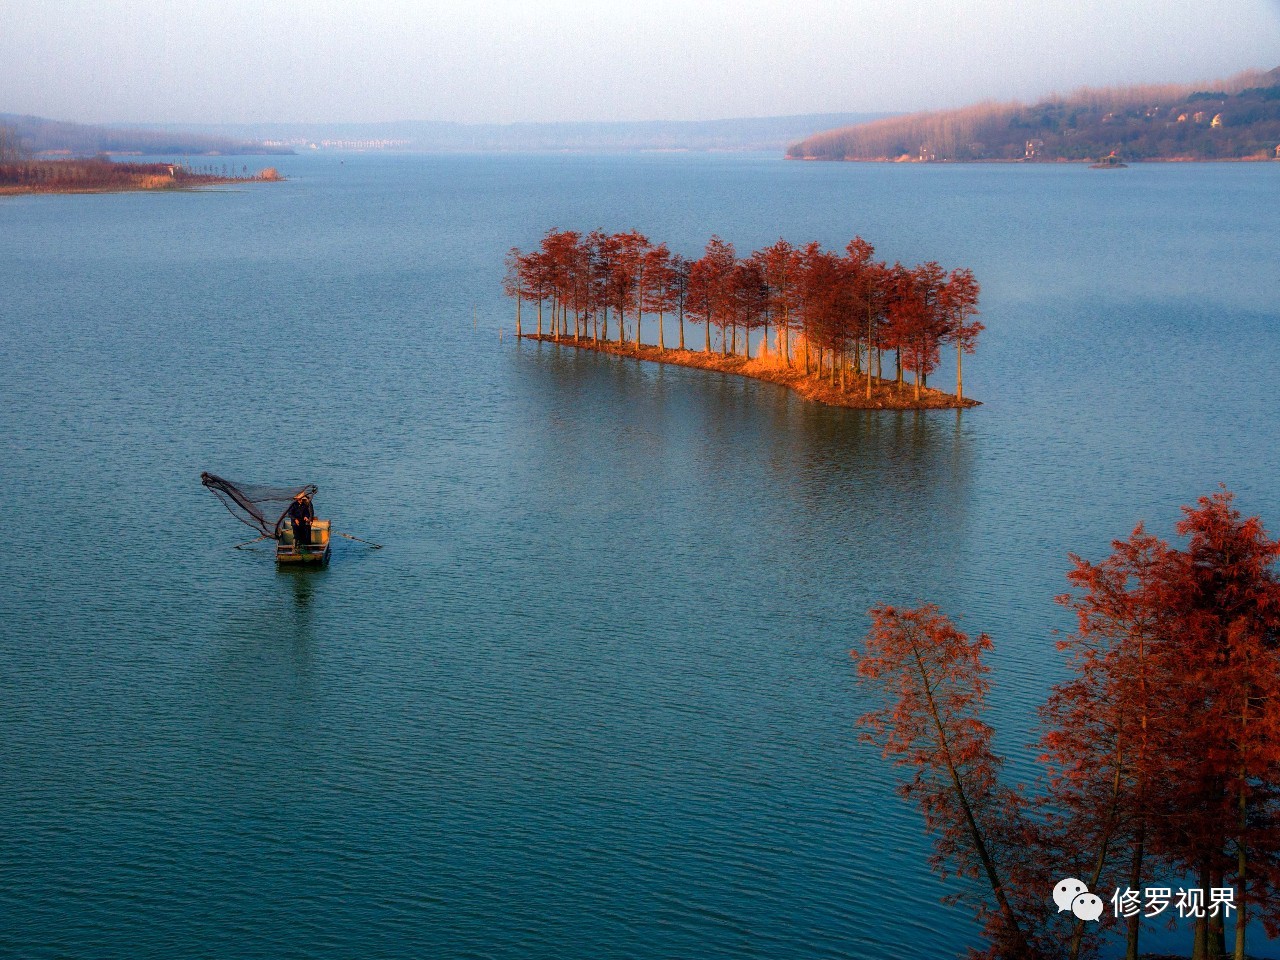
[201,472,318,537]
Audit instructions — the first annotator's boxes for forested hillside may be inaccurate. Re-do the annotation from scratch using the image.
[0,113,289,157]
[789,67,1280,162]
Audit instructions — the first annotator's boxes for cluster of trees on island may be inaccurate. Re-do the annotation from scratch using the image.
[858,489,1280,960]
[505,229,983,401]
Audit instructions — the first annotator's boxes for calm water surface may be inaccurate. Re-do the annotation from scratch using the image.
[2,154,1278,958]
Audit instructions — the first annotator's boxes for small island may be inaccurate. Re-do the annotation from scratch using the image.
[506,230,982,410]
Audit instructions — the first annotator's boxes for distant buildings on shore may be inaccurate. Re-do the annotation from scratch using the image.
[261,138,412,151]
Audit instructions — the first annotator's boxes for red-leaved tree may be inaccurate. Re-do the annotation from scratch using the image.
[854,605,1034,958]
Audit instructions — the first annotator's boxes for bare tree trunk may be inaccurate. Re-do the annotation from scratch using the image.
[1209,867,1226,959]
[537,298,543,337]
[1125,828,1145,960]
[783,302,791,366]
[1069,747,1126,960]
[635,269,644,348]
[516,295,522,338]
[1236,787,1247,960]
[910,643,1029,957]
[956,343,964,401]
[1193,861,1210,960]
[657,310,664,351]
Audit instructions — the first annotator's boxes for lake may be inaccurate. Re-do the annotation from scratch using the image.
[1,153,1278,959]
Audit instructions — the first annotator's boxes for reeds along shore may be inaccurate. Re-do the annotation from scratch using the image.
[505,230,984,408]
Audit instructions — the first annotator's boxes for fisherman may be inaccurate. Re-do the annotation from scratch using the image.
[286,492,315,548]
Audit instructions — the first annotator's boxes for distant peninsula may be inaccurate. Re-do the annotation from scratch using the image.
[0,155,283,196]
[789,66,1280,163]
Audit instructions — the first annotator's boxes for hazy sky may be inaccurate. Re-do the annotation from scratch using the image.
[3,0,1279,124]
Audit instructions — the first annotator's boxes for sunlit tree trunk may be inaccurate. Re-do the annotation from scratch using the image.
[657,310,665,351]
[867,311,874,400]
[781,319,789,366]
[516,293,522,338]
[634,266,644,348]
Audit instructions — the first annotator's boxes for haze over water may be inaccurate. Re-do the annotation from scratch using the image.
[2,153,1278,958]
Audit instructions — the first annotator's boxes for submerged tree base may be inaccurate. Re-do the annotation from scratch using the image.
[522,334,981,410]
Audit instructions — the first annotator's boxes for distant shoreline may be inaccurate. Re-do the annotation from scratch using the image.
[787,156,1280,164]
[521,334,980,411]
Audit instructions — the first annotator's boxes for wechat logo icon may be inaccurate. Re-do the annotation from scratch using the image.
[1053,878,1104,922]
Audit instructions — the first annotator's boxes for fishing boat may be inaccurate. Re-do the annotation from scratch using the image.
[201,472,332,565]
[275,518,332,564]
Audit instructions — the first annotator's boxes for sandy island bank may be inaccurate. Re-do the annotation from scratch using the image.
[521,334,980,411]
